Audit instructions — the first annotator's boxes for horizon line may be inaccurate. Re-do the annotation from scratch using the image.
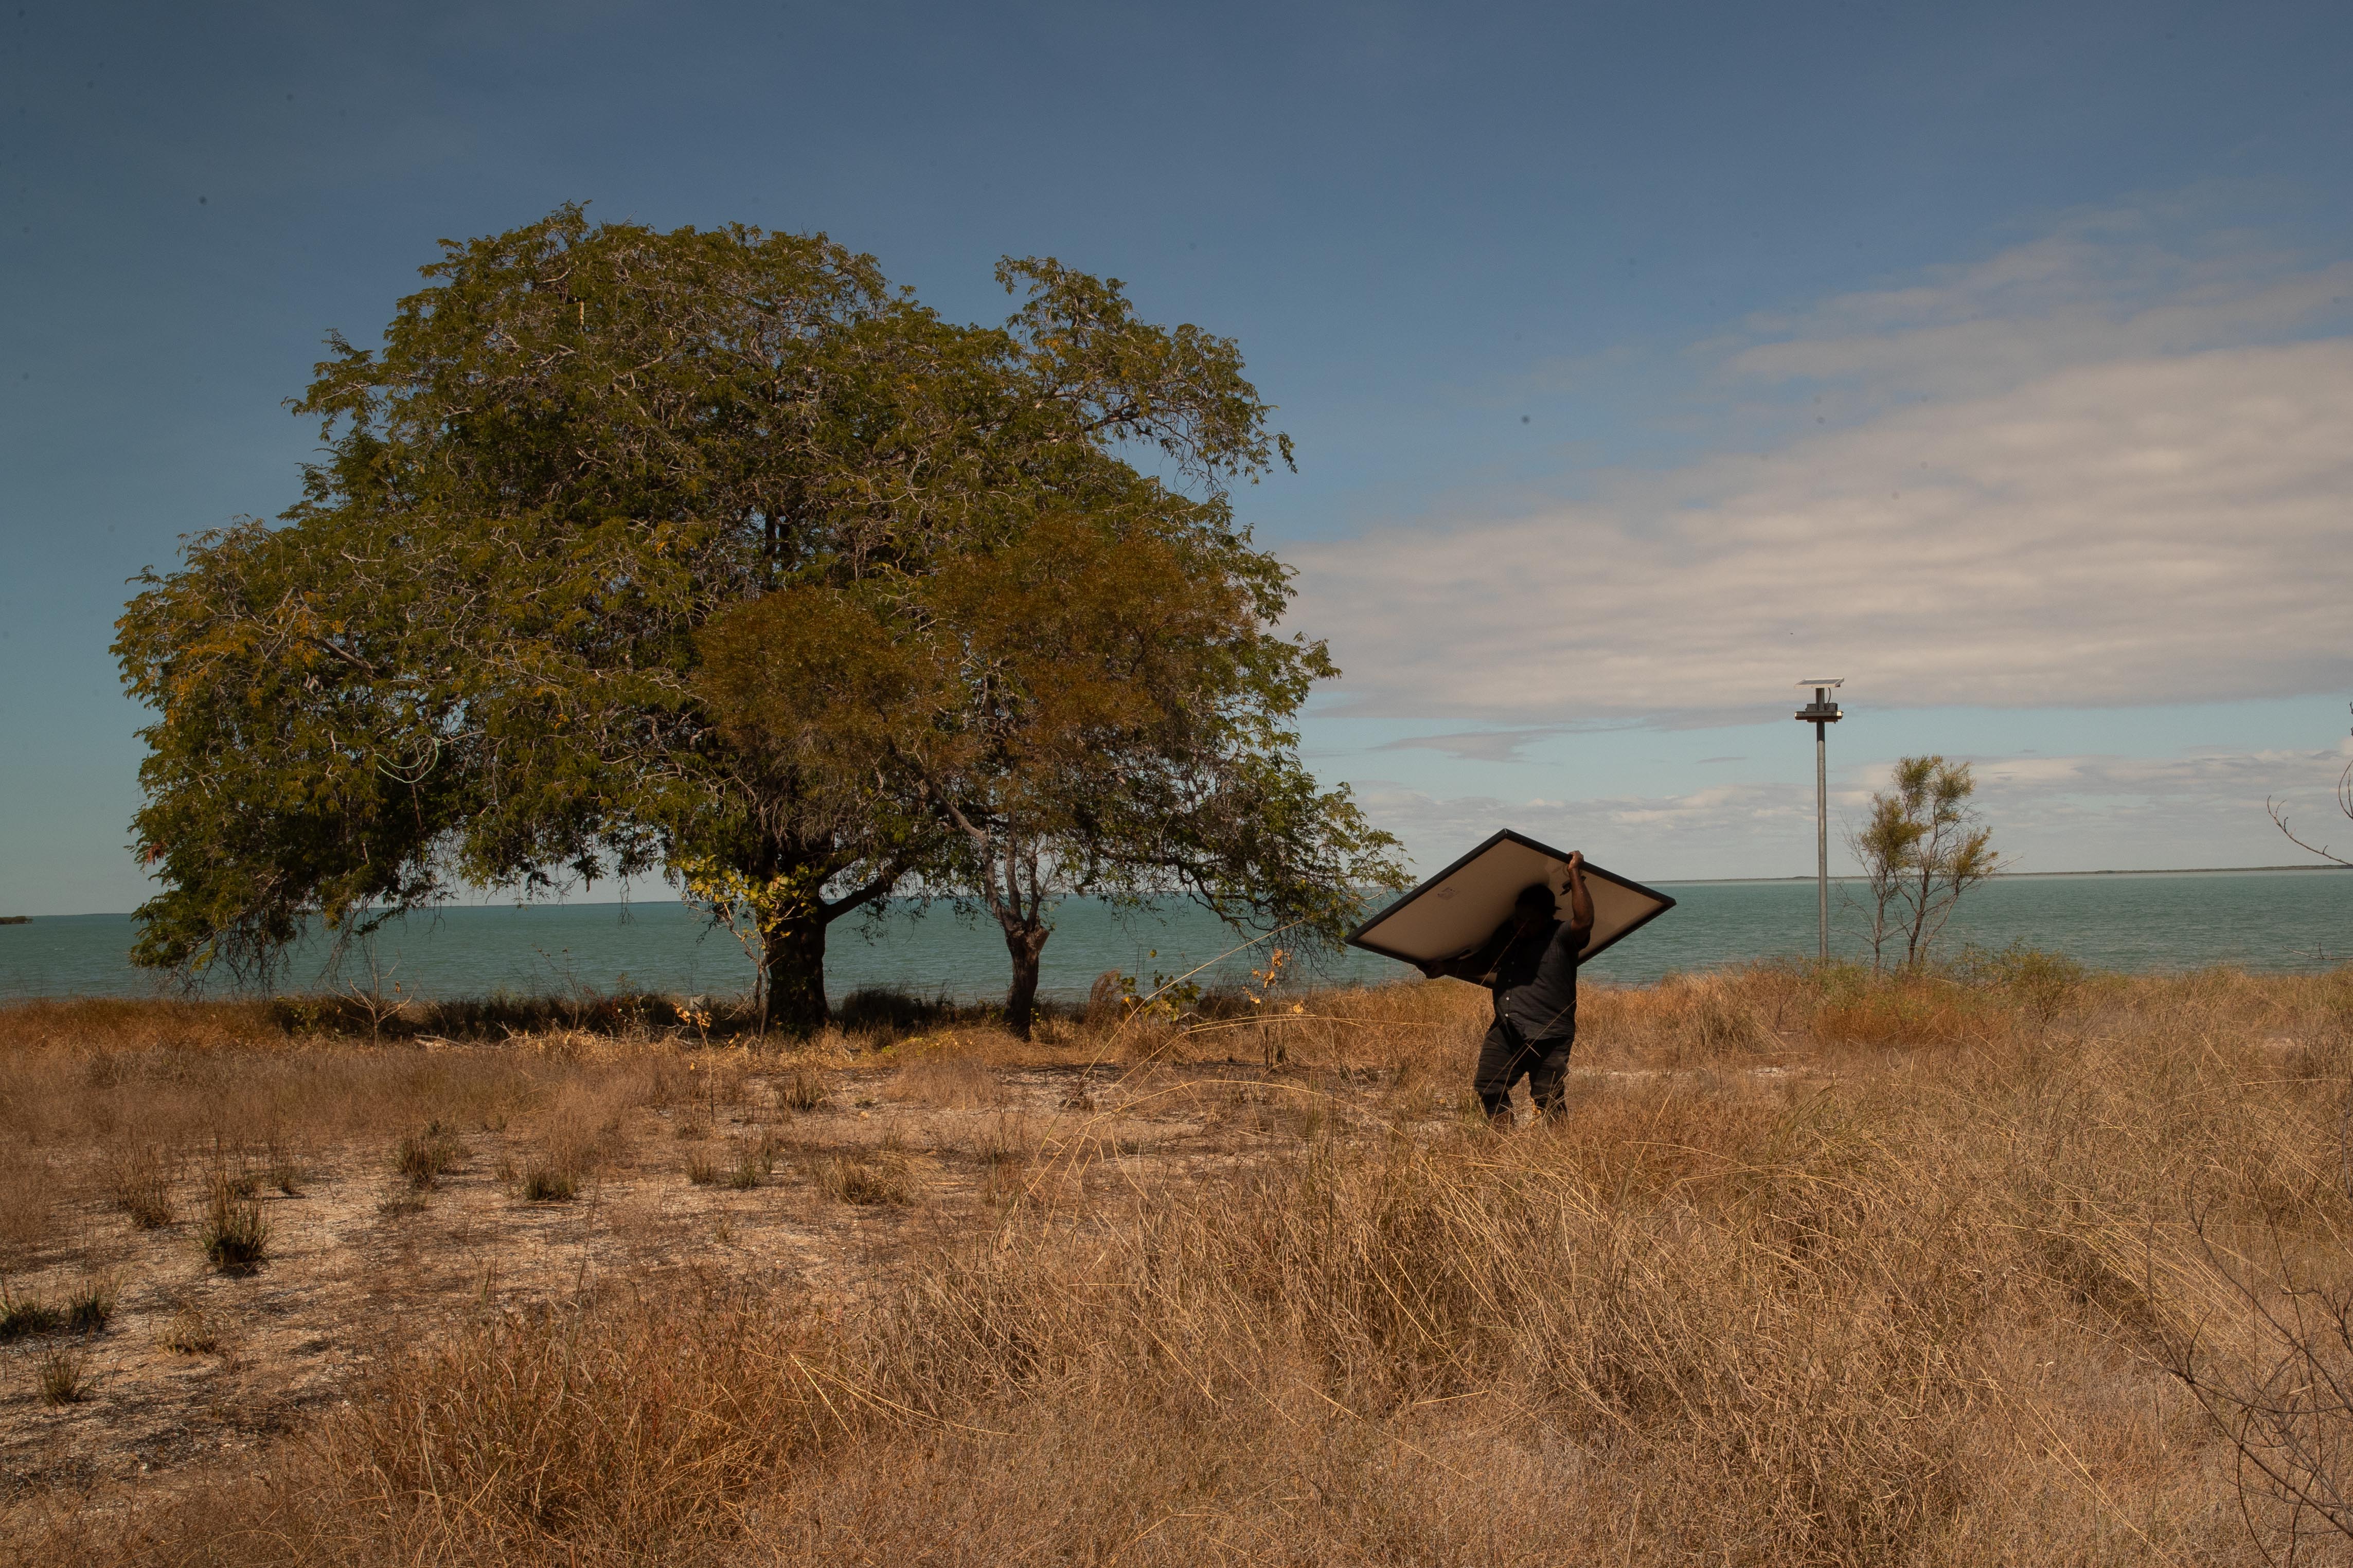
[8,862,2348,921]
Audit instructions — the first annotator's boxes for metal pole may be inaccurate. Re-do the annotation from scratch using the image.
[1795,679,1842,965]
[1815,712,1829,962]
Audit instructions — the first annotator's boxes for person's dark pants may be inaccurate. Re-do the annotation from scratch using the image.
[1474,1017,1574,1123]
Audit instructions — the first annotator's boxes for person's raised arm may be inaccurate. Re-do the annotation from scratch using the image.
[1565,851,1595,935]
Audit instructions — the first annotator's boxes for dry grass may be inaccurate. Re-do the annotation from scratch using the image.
[884,1048,1008,1108]
[196,1170,269,1272]
[102,1143,175,1231]
[156,1306,218,1356]
[392,1123,464,1189]
[7,962,2353,1564]
[774,1066,828,1113]
[32,1347,87,1407]
[805,1145,915,1206]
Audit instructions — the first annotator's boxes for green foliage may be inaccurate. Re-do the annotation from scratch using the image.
[695,501,1404,1037]
[1848,755,2002,969]
[117,205,1386,1035]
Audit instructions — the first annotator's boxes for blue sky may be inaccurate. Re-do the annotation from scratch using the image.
[6,0,2352,914]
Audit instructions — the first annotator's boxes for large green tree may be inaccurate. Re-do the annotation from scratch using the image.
[698,502,1402,1038]
[117,206,1380,1033]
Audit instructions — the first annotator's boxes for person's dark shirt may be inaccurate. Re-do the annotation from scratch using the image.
[1457,914,1590,1041]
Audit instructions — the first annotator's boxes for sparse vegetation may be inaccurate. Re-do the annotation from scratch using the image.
[723,1136,778,1191]
[8,964,2353,1563]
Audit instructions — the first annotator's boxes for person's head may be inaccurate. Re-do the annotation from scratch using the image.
[1513,883,1556,924]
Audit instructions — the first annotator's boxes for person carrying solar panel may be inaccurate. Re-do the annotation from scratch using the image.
[1413,851,1594,1128]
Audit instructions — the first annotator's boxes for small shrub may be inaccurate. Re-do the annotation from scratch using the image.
[515,1109,599,1203]
[0,1290,62,1342]
[685,1153,720,1186]
[35,1347,87,1405]
[775,1069,828,1114]
[396,1123,466,1189]
[158,1307,219,1355]
[199,1175,270,1272]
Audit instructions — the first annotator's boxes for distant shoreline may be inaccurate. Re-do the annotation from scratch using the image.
[1657,864,2353,886]
[6,862,2349,922]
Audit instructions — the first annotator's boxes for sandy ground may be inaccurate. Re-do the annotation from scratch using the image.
[0,1049,1482,1498]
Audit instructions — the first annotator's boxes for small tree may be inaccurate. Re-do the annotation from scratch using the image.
[1847,755,2001,969]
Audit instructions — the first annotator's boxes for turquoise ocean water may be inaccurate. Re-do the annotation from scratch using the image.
[3,870,2348,1005]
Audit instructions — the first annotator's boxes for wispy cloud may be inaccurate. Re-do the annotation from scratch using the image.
[1371,727,1566,762]
[1293,211,2353,725]
[1359,742,2353,880]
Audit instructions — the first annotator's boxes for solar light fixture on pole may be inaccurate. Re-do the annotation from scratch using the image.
[1794,679,1844,962]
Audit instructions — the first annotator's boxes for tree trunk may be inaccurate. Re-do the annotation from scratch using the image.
[1002,921,1050,1041]
[760,910,829,1039]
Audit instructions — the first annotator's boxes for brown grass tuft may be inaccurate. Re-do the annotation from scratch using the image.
[394,1123,465,1189]
[774,1067,828,1113]
[198,1171,269,1272]
[35,1345,88,1405]
[158,1306,219,1355]
[807,1147,915,1207]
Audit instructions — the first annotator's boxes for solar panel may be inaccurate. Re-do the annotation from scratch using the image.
[1345,829,1678,967]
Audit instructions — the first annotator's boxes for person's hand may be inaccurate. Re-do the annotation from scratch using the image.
[1565,850,1584,876]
